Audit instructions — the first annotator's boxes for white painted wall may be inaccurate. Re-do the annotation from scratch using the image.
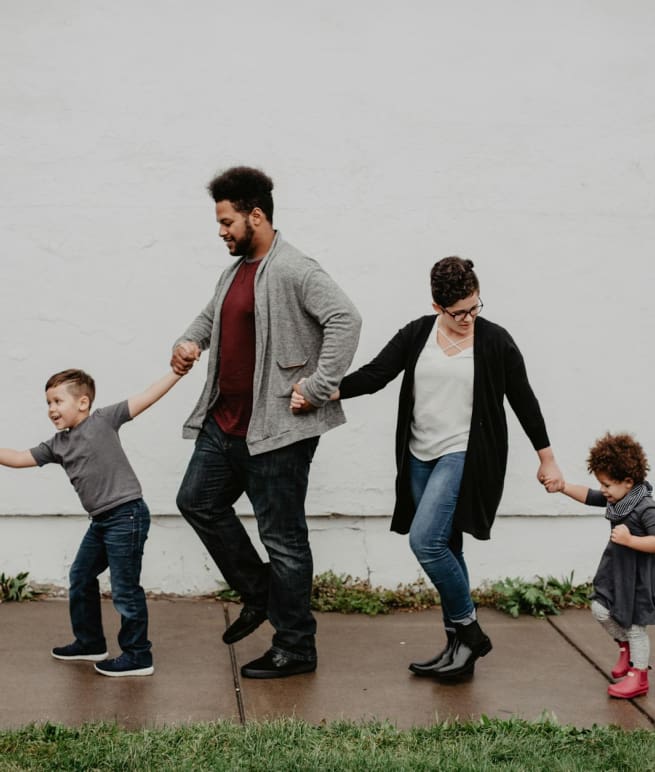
[1,2,654,589]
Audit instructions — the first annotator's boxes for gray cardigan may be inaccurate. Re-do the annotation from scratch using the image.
[176,232,362,454]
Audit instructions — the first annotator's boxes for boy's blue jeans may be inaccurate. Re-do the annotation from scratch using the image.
[176,418,318,661]
[408,451,475,626]
[69,498,151,664]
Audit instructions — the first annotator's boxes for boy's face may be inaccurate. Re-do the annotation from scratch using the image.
[46,383,89,431]
[595,472,634,504]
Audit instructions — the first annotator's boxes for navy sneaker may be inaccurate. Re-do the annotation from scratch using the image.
[94,653,154,677]
[52,641,108,662]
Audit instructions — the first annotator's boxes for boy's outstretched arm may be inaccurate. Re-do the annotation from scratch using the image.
[0,448,38,468]
[128,371,183,419]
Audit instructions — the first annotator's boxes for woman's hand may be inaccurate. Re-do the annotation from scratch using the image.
[290,381,341,414]
[290,381,317,414]
[536,449,563,492]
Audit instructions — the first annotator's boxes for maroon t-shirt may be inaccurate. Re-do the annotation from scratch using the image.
[212,260,260,436]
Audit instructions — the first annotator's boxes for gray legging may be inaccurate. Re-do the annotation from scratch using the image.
[591,600,650,670]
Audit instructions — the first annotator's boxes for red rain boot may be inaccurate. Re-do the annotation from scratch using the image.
[611,640,631,679]
[607,667,649,699]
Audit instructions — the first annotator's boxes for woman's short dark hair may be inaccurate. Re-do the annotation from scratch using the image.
[207,166,274,223]
[430,256,480,308]
[587,432,650,484]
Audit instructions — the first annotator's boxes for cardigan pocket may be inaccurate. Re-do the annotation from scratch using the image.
[274,356,310,396]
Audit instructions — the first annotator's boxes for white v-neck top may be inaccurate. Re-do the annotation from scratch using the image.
[409,319,474,461]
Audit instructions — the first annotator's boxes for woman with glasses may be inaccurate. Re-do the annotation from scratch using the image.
[291,256,562,680]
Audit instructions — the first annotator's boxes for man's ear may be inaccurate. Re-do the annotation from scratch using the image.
[79,394,90,412]
[249,207,265,227]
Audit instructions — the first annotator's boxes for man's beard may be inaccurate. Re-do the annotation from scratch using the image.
[233,220,255,257]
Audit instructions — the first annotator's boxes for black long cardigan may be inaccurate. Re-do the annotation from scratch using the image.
[339,315,550,540]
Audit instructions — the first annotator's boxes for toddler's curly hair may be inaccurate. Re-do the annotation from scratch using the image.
[587,432,650,483]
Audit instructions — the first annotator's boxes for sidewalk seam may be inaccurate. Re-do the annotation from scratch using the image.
[223,604,246,725]
[546,616,655,727]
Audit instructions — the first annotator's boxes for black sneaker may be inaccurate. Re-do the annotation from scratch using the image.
[94,653,154,677]
[241,649,317,679]
[52,641,108,662]
[222,606,268,645]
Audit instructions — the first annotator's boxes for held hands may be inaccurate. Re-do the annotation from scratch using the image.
[171,341,201,376]
[290,381,317,415]
[542,477,565,493]
[289,380,341,414]
[537,458,564,493]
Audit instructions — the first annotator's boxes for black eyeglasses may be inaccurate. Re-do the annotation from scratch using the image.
[441,300,484,322]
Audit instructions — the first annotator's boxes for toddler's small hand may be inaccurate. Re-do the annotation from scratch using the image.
[542,477,564,493]
[610,524,632,546]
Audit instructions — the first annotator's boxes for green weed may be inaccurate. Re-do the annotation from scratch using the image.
[217,571,592,618]
[0,571,34,603]
[472,572,593,618]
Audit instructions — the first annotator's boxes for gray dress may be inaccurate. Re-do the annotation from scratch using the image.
[588,489,655,628]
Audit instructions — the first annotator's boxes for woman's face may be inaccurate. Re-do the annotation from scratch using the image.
[433,291,481,336]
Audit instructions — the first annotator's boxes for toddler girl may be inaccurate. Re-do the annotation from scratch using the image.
[547,432,655,699]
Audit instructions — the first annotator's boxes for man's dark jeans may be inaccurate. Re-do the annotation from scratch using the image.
[69,498,152,665]
[177,418,318,660]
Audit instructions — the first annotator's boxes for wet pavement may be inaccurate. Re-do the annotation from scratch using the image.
[1,599,653,730]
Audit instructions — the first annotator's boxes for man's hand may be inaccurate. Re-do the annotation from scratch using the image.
[290,382,317,415]
[171,341,201,375]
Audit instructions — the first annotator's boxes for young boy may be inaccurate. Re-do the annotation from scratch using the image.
[0,368,182,677]
[546,432,655,698]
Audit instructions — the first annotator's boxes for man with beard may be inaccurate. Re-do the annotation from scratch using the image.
[172,166,361,678]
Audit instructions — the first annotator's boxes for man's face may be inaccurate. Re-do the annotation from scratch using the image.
[216,200,255,257]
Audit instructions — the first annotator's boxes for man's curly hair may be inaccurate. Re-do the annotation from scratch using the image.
[207,166,274,222]
[430,256,480,308]
[587,432,650,483]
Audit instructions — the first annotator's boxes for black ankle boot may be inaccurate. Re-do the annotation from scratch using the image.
[409,630,460,676]
[432,620,492,680]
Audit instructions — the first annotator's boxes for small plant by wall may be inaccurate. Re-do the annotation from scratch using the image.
[216,570,593,618]
[472,573,592,618]
[0,571,34,603]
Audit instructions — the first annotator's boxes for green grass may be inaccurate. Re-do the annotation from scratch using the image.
[0,718,654,771]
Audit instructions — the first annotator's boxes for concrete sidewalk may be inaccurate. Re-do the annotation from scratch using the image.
[1,599,653,730]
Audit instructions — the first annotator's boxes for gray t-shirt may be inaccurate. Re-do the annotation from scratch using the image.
[30,400,142,516]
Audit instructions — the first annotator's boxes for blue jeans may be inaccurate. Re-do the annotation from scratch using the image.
[69,499,151,664]
[176,418,319,660]
[408,451,475,626]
